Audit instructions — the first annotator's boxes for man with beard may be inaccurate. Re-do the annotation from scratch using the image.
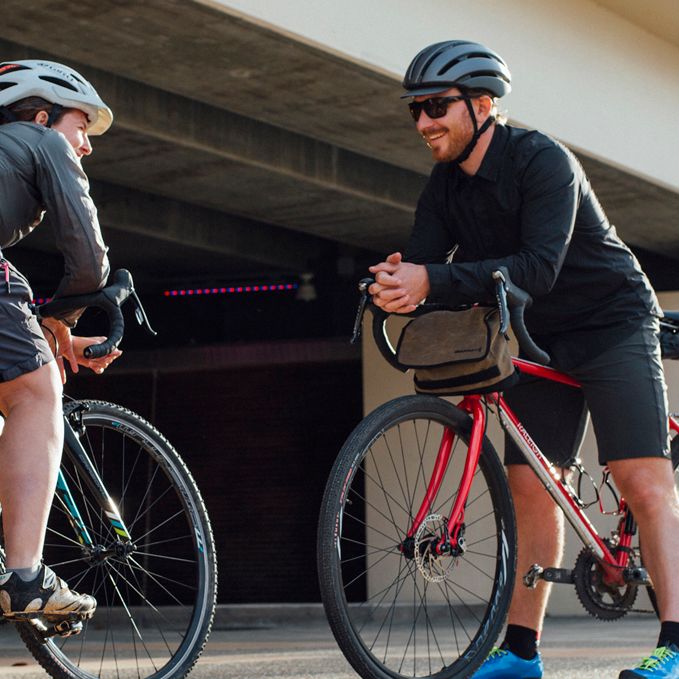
[368,40,679,679]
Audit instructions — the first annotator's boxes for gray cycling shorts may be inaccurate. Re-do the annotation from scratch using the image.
[0,262,53,382]
[504,317,670,467]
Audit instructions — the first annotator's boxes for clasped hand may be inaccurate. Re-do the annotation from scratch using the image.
[368,252,430,313]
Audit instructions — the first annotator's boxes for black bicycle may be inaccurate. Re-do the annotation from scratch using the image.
[1,269,217,679]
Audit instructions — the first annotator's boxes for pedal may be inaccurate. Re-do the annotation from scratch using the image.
[523,564,574,588]
[42,619,83,639]
[523,564,543,588]
[623,566,652,586]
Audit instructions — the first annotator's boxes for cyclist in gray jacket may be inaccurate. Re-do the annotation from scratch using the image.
[0,60,120,622]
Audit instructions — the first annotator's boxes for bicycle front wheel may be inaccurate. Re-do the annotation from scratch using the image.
[317,395,516,679]
[18,400,217,679]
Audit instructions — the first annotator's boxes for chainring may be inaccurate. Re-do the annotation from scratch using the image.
[573,544,638,620]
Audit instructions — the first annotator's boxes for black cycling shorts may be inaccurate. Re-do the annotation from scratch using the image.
[504,317,669,467]
[0,261,53,382]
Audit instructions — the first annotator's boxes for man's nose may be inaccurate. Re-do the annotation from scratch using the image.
[415,111,435,132]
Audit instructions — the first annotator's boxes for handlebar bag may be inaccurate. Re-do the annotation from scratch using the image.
[396,306,518,395]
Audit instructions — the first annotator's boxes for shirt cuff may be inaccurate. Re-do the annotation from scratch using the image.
[425,263,451,302]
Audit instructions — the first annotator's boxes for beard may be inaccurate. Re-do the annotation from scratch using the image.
[425,114,475,162]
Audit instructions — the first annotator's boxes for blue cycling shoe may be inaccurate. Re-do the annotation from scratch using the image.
[472,647,543,678]
[619,645,679,678]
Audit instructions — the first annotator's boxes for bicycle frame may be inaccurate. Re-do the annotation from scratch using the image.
[406,357,679,586]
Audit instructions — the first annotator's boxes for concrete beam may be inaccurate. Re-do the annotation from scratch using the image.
[100,74,422,214]
[0,36,422,213]
[89,181,337,271]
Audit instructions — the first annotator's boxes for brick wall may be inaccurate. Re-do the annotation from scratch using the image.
[66,350,362,603]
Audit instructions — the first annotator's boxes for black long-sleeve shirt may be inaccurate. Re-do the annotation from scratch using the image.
[0,122,109,324]
[405,124,659,365]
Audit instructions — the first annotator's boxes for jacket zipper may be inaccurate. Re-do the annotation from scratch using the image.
[0,259,10,294]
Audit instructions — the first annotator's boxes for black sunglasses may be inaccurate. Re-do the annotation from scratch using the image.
[408,95,468,122]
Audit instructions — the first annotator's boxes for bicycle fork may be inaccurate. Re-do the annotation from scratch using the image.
[403,396,487,557]
[60,412,133,552]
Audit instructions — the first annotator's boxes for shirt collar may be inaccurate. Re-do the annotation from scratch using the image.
[475,123,509,182]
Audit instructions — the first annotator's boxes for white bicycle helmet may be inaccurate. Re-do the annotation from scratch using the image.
[0,60,112,135]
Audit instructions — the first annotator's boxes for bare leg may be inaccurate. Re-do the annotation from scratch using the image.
[506,464,566,633]
[0,363,63,569]
[609,457,679,621]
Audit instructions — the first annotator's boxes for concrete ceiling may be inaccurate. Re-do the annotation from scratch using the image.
[592,0,679,47]
[1,0,678,294]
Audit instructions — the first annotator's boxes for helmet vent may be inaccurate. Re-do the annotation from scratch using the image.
[39,75,78,92]
[474,69,510,81]
[0,82,15,91]
[0,64,29,75]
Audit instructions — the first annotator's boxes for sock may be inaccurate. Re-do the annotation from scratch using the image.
[10,563,41,582]
[658,621,679,649]
[502,624,539,660]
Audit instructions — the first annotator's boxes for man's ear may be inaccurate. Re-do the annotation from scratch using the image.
[33,110,49,126]
[475,95,493,122]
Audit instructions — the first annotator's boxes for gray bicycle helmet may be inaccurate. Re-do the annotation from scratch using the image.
[402,40,511,98]
[0,60,112,135]
[403,41,511,164]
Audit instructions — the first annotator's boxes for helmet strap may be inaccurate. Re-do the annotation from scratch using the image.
[45,104,64,128]
[453,96,494,165]
[0,106,17,124]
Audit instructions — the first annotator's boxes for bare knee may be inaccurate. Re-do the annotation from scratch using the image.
[609,458,677,519]
[0,363,62,416]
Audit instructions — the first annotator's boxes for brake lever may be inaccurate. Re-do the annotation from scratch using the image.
[131,290,157,336]
[493,270,510,335]
[351,278,374,344]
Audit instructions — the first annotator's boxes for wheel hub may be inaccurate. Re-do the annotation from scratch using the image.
[85,541,136,564]
[413,514,458,583]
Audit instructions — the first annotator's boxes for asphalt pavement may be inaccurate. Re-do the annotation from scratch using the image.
[0,605,664,678]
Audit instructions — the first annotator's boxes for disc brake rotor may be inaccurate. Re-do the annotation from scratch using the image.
[413,514,456,583]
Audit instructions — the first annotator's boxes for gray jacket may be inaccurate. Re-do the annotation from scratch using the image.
[0,121,109,323]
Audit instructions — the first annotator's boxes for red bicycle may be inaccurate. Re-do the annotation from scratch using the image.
[317,271,679,679]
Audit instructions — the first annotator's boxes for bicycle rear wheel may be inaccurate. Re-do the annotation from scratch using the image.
[317,395,516,679]
[18,400,217,679]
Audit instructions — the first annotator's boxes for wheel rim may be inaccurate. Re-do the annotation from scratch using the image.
[38,408,212,678]
[331,412,510,678]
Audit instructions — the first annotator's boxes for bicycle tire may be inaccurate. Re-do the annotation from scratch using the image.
[646,435,679,617]
[17,400,217,679]
[317,395,516,679]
